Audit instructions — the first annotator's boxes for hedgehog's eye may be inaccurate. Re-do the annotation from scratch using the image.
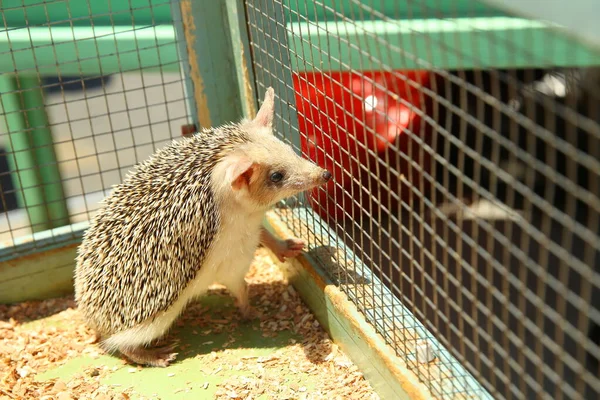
[270,172,284,183]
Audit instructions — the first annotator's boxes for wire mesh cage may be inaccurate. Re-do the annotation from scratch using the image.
[245,0,600,399]
[1,0,599,399]
[0,0,192,246]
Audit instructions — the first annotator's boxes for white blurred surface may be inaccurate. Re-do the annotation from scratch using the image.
[0,72,190,244]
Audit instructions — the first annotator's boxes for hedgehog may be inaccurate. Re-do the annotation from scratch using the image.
[74,88,331,367]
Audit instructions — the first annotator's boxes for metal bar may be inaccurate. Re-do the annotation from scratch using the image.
[0,74,51,232]
[18,75,70,228]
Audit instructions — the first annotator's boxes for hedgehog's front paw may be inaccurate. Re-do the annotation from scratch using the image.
[273,238,305,262]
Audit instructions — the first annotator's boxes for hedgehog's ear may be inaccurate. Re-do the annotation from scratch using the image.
[226,155,256,191]
[252,87,275,130]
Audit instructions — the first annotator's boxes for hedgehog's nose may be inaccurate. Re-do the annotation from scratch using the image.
[322,170,332,182]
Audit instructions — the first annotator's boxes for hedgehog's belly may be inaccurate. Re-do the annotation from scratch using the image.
[102,214,264,352]
[191,210,264,291]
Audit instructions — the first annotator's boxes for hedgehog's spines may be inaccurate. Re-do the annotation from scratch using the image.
[75,123,250,336]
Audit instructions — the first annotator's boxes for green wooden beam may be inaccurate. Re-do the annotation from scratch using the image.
[226,0,259,119]
[287,17,600,71]
[170,0,197,125]
[0,244,77,303]
[2,0,505,27]
[0,25,180,76]
[0,74,51,232]
[176,0,249,129]
[0,221,87,303]
[19,76,71,228]
[480,0,600,51]
[1,0,174,27]
[284,0,505,22]
[0,75,70,232]
[2,17,600,77]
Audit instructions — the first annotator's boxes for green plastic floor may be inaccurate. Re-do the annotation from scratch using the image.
[34,295,311,399]
[3,250,377,399]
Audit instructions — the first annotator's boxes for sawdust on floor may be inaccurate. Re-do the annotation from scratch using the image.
[0,248,379,400]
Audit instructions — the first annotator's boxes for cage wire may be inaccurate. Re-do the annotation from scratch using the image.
[0,0,192,247]
[246,0,600,399]
[1,0,599,399]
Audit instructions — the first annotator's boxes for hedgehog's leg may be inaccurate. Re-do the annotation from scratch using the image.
[260,227,305,262]
[102,299,189,367]
[230,280,255,320]
[98,339,177,367]
[87,331,102,344]
[220,264,257,321]
[119,344,178,368]
[100,335,178,367]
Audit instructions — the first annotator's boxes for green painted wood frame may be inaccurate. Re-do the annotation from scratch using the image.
[2,1,600,397]
[2,2,600,75]
[480,0,600,51]
[175,0,256,129]
[0,74,70,232]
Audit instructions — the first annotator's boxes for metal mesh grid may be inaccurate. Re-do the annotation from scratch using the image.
[0,0,191,248]
[245,0,600,398]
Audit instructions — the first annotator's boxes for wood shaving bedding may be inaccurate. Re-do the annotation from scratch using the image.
[0,248,378,400]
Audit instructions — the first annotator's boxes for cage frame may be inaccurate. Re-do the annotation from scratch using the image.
[1,1,599,399]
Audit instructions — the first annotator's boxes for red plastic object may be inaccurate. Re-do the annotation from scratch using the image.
[294,70,433,221]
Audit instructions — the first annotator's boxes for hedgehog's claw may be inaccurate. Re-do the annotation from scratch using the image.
[260,228,306,262]
[274,238,305,262]
[120,344,179,367]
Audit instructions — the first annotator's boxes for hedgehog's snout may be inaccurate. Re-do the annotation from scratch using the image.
[309,166,332,187]
[290,159,332,193]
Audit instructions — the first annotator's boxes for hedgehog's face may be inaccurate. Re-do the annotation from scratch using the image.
[249,140,330,206]
[224,139,331,210]
[218,87,332,211]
